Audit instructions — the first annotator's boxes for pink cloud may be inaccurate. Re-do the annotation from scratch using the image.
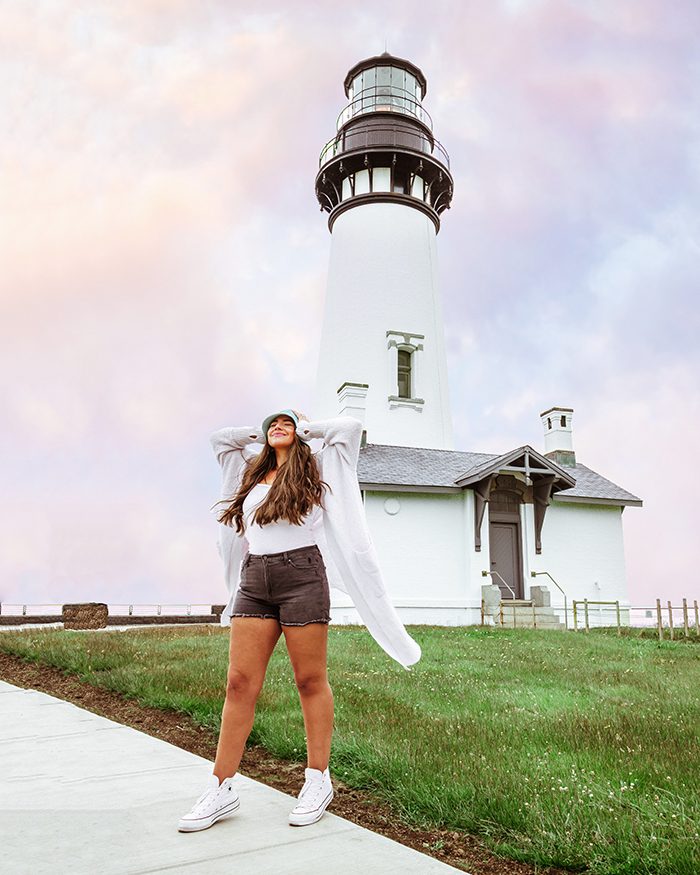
[2,0,699,611]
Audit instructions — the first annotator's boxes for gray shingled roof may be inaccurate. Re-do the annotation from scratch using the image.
[358,444,492,488]
[553,463,642,505]
[357,444,642,506]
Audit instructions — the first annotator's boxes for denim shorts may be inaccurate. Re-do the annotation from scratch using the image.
[232,544,331,626]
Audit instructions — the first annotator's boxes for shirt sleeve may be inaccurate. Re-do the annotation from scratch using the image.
[296,418,363,468]
[209,427,264,626]
[210,426,264,497]
[210,426,264,464]
[298,417,421,668]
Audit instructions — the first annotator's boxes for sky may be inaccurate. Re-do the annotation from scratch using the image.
[2,0,699,611]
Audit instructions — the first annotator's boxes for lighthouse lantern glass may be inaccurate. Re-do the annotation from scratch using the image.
[348,65,421,121]
[377,65,391,108]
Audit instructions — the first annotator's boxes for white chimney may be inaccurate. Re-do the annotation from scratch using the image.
[338,382,369,446]
[540,406,575,466]
[337,382,369,424]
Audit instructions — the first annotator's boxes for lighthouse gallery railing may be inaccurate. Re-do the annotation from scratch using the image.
[319,119,451,170]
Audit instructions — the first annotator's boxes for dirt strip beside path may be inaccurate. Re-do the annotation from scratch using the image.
[0,649,570,875]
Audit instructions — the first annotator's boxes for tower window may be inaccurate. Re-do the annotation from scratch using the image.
[560,415,567,427]
[387,330,424,409]
[397,350,411,398]
[392,168,409,194]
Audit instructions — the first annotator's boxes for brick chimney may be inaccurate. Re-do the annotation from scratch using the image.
[540,406,575,466]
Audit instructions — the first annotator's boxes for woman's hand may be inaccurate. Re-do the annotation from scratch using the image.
[292,410,308,422]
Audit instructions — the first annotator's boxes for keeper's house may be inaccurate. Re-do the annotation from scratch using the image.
[344,408,642,628]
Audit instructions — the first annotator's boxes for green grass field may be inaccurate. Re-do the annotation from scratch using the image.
[2,624,699,874]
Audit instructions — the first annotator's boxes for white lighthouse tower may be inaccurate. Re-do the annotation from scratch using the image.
[314,53,454,449]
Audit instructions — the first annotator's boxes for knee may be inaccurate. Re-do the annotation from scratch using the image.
[225,668,256,701]
[294,672,328,697]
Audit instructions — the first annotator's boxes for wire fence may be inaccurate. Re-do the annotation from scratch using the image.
[2,600,699,640]
[558,598,699,640]
[0,604,216,617]
[0,604,223,629]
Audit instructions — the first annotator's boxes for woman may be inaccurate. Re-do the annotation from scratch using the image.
[178,410,420,833]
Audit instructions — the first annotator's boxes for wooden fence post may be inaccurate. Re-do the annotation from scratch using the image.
[695,600,699,636]
[585,599,590,633]
[616,601,621,636]
[657,599,663,642]
[683,598,689,637]
[668,601,674,641]
[481,599,485,625]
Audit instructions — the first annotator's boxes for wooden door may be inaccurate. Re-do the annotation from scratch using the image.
[488,490,523,599]
[489,522,522,598]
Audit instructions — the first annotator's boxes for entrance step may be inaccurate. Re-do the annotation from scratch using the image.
[497,600,566,630]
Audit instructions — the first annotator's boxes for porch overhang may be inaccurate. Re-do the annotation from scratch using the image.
[454,446,576,554]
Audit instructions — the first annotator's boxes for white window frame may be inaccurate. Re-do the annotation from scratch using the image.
[386,330,425,412]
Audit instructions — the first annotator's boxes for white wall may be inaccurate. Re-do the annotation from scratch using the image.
[530,501,630,620]
[328,489,484,626]
[364,490,465,599]
[314,202,453,450]
[329,490,631,629]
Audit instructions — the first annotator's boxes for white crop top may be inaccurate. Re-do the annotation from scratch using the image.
[242,483,321,555]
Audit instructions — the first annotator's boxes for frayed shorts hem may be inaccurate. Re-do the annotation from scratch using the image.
[230,613,330,627]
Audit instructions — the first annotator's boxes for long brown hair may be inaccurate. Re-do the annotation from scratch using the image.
[217,435,327,534]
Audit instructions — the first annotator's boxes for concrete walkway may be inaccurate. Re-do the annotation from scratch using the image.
[0,681,462,875]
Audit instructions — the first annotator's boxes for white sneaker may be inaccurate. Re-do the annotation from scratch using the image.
[289,767,333,826]
[178,775,240,832]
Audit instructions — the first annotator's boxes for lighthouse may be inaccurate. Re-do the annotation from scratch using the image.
[309,55,640,630]
[313,53,455,450]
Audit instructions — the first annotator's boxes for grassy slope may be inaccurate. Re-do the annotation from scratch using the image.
[2,625,698,875]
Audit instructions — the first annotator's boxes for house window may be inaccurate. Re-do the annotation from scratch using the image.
[397,350,411,398]
[489,490,520,514]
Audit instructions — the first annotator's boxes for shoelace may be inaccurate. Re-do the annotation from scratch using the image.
[295,779,327,811]
[191,784,226,815]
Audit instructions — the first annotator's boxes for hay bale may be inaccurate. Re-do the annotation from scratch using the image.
[63,603,108,630]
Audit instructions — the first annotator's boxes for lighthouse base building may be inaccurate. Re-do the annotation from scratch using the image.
[313,53,641,629]
[329,415,641,629]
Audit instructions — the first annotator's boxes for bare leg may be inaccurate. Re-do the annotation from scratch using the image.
[283,623,333,771]
[213,617,281,782]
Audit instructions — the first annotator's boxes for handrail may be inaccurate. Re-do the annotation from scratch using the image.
[482,570,516,600]
[485,571,518,628]
[531,571,568,630]
[338,87,433,131]
[319,120,451,170]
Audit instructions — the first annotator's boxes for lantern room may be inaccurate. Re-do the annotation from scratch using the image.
[342,54,428,125]
[316,53,453,232]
